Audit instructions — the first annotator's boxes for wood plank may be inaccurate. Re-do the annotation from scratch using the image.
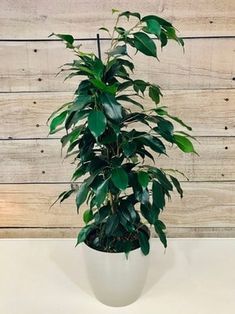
[1,227,235,238]
[0,90,234,138]
[0,182,234,228]
[0,38,234,92]
[0,137,234,182]
[0,0,234,38]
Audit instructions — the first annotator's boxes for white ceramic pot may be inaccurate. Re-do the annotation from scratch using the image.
[83,242,150,307]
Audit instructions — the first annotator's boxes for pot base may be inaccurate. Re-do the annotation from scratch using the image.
[82,242,150,307]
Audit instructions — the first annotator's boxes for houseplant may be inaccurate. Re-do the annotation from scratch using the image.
[48,10,196,306]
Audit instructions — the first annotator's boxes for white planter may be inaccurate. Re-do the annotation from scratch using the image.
[83,242,150,307]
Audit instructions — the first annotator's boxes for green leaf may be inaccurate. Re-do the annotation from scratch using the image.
[167,114,192,131]
[138,230,150,255]
[119,11,141,20]
[140,203,154,224]
[138,171,149,189]
[111,167,128,190]
[152,180,165,210]
[49,111,67,134]
[61,126,83,148]
[90,78,117,94]
[122,141,137,157]
[133,32,157,57]
[76,225,92,246]
[94,179,109,207]
[107,45,127,57]
[88,111,107,138]
[76,182,89,211]
[49,33,74,48]
[73,94,92,110]
[140,134,166,154]
[152,168,173,191]
[141,15,172,28]
[145,18,161,37]
[154,220,167,248]
[173,134,197,154]
[83,209,94,224]
[149,85,161,105]
[100,93,123,122]
[105,214,120,236]
[160,32,168,47]
[170,175,183,198]
[133,80,148,94]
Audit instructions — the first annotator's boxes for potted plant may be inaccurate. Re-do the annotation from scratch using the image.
[48,10,196,307]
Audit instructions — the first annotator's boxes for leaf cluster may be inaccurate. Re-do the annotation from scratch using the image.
[48,10,196,256]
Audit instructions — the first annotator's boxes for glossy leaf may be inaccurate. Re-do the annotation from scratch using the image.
[170,175,183,198]
[133,32,157,57]
[138,171,149,189]
[149,85,161,105]
[173,134,197,154]
[76,183,89,211]
[119,11,141,20]
[83,209,94,224]
[138,230,150,255]
[152,180,165,210]
[101,93,123,122]
[154,220,167,248]
[94,179,109,207]
[145,18,161,37]
[49,111,67,134]
[111,167,128,190]
[88,111,107,138]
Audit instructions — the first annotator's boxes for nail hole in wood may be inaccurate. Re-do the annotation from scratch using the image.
[224,98,229,102]
[41,150,44,153]
[225,126,228,130]
[232,77,235,81]
[36,124,40,127]
[34,49,37,53]
[225,146,228,150]
[221,174,224,177]
[33,101,37,104]
[8,136,13,140]
[38,78,42,82]
[209,20,213,24]
[42,170,45,174]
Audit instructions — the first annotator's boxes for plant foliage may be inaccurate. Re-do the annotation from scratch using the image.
[48,10,196,256]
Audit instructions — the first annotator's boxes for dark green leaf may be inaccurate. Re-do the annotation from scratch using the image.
[140,134,166,154]
[138,171,149,189]
[170,175,183,198]
[133,80,148,94]
[100,93,123,122]
[49,33,74,48]
[167,114,192,131]
[152,168,173,191]
[88,111,107,138]
[140,203,154,224]
[83,209,94,224]
[122,141,137,157]
[73,94,92,110]
[49,111,67,134]
[138,230,150,255]
[105,214,120,236]
[152,180,165,210]
[76,182,89,211]
[133,32,157,57]
[94,179,109,207]
[160,32,168,47]
[76,225,92,246]
[149,85,161,105]
[119,11,141,20]
[154,220,167,248]
[141,15,172,28]
[111,167,128,190]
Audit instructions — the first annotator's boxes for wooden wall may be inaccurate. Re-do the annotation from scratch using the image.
[0,0,235,238]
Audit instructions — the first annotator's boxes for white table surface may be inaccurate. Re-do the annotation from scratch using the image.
[0,238,234,313]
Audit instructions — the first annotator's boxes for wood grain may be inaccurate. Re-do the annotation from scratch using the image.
[0,182,234,228]
[0,89,234,138]
[0,38,234,92]
[0,0,234,38]
[1,227,235,238]
[0,137,233,183]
